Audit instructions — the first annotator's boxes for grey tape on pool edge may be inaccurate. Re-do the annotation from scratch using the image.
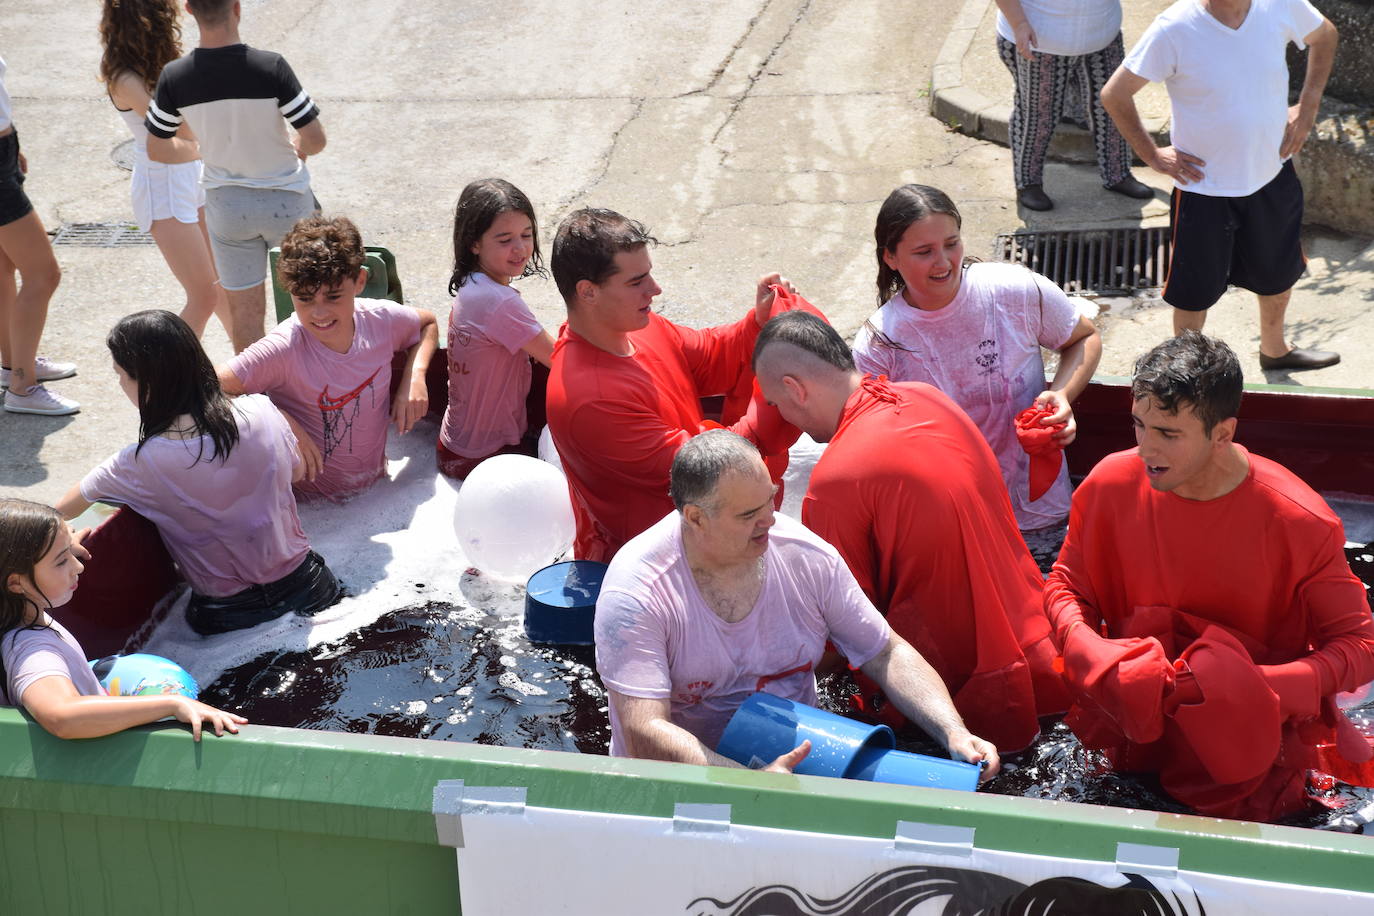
[433,781,529,849]
[894,821,976,857]
[673,802,732,834]
[1115,841,1180,878]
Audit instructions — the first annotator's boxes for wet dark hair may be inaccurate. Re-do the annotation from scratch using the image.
[277,215,366,299]
[753,310,855,372]
[107,310,240,462]
[874,184,963,305]
[0,499,63,704]
[1131,330,1243,435]
[186,0,235,26]
[550,208,658,306]
[448,178,546,295]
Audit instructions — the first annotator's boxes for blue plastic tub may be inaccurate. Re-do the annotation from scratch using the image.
[523,560,607,646]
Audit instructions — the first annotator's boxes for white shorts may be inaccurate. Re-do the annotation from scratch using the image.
[130,158,205,233]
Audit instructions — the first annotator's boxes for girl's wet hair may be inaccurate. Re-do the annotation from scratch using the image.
[874,184,963,305]
[107,310,241,463]
[449,178,546,295]
[0,499,63,703]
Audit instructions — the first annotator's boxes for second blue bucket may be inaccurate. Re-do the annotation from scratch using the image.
[524,560,607,646]
[716,692,895,778]
[847,745,981,792]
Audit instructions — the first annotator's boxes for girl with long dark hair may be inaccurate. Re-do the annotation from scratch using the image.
[56,310,340,635]
[436,178,554,479]
[1,497,244,738]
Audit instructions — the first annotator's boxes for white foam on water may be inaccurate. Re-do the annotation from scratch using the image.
[136,425,831,692]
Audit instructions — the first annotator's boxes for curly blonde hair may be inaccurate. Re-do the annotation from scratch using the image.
[99,0,183,93]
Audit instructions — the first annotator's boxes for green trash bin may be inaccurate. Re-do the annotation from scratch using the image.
[269,245,404,323]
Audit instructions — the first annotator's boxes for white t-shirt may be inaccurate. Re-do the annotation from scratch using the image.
[1123,0,1325,197]
[2,618,105,709]
[995,0,1122,57]
[0,56,11,132]
[595,512,892,756]
[852,262,1080,530]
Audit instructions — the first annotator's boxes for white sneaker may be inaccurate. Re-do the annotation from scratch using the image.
[3,383,80,416]
[0,356,78,390]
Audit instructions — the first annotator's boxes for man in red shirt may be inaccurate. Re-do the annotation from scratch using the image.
[1045,331,1374,821]
[546,209,797,562]
[752,311,1069,752]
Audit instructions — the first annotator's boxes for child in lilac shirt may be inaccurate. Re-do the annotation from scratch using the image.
[58,310,340,636]
[220,215,439,500]
[437,179,553,479]
[1,497,245,738]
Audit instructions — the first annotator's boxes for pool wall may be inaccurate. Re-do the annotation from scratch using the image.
[4,710,1374,914]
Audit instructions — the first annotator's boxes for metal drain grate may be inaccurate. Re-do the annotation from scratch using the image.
[994,226,1171,294]
[51,222,154,247]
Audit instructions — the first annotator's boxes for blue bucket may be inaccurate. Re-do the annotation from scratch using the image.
[524,560,607,646]
[848,745,981,792]
[716,692,895,778]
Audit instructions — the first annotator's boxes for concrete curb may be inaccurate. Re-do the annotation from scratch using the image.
[928,0,1169,164]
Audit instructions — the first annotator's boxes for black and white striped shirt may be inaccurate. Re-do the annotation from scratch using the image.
[146,44,320,194]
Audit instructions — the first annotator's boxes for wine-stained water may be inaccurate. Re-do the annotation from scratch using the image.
[200,528,1374,831]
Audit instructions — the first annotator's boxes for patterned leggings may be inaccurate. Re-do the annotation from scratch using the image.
[997,33,1132,190]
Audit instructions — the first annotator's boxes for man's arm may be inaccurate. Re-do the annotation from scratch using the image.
[609,690,810,771]
[1281,18,1338,158]
[1100,66,1205,185]
[858,635,1000,777]
[293,118,326,159]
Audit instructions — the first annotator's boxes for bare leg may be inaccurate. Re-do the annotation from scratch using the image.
[225,282,266,353]
[0,209,61,391]
[1257,289,1291,358]
[150,211,226,338]
[1172,306,1206,337]
[0,244,15,365]
[196,209,231,335]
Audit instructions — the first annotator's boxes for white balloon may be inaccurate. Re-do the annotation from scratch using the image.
[453,454,576,582]
[537,424,563,472]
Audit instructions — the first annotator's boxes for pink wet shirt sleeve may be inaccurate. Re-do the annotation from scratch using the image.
[226,331,292,394]
[593,587,674,700]
[816,550,892,668]
[483,288,544,354]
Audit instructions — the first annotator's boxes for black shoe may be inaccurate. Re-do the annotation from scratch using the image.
[1258,347,1341,371]
[1017,186,1054,211]
[1105,176,1154,199]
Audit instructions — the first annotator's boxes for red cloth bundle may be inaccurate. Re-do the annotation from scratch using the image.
[1014,404,1065,501]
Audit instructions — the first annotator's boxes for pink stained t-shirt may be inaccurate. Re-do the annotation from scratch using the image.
[80,394,310,598]
[2,618,105,709]
[438,272,545,458]
[595,512,893,757]
[227,298,423,500]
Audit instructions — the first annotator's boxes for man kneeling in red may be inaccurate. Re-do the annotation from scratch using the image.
[546,209,798,562]
[1045,331,1374,821]
[753,312,1069,753]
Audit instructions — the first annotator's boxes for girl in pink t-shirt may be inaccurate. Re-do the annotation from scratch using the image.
[0,497,245,739]
[437,178,554,479]
[57,310,341,636]
[852,184,1102,530]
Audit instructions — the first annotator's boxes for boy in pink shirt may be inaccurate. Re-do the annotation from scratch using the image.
[219,216,438,500]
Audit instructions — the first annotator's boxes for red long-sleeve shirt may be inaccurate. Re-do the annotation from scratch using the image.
[1045,447,1374,819]
[802,377,1069,752]
[547,312,791,563]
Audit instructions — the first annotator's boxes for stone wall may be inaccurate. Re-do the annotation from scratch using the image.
[1289,0,1374,105]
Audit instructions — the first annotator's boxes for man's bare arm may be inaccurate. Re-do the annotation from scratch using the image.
[1100,66,1205,185]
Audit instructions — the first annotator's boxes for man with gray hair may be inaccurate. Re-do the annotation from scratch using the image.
[752,311,1068,753]
[594,429,1000,774]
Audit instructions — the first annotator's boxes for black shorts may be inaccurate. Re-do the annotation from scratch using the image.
[0,130,34,228]
[1162,159,1306,311]
[186,550,342,636]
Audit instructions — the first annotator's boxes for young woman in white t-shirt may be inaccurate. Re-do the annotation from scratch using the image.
[99,0,226,338]
[852,184,1101,530]
[0,497,244,739]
